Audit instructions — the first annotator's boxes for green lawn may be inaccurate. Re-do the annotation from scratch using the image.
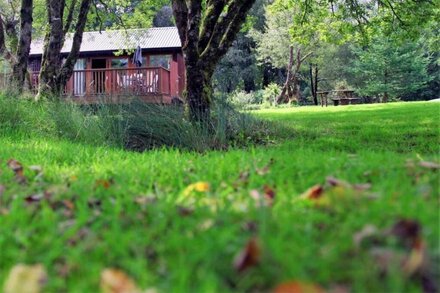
[0,102,439,292]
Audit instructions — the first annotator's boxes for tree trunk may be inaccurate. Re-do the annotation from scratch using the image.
[172,0,256,123]
[314,65,319,103]
[11,0,33,90]
[58,0,92,88]
[186,67,213,123]
[277,46,294,104]
[37,0,91,99]
[310,63,319,105]
[0,15,15,63]
[277,48,311,105]
[38,0,64,97]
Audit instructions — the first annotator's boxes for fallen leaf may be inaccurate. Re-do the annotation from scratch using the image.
[100,268,141,293]
[250,186,275,207]
[7,159,27,184]
[95,179,114,189]
[233,238,261,272]
[273,281,324,293]
[183,181,210,197]
[7,159,23,174]
[24,193,44,204]
[300,185,324,200]
[264,185,276,200]
[403,239,426,276]
[3,264,47,293]
[389,219,421,247]
[177,206,194,217]
[63,200,75,211]
[419,161,440,170]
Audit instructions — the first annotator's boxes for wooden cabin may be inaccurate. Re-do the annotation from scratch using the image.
[29,27,184,104]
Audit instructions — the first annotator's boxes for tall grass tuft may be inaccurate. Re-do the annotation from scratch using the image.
[0,92,277,151]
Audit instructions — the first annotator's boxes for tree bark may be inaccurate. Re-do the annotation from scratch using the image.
[37,0,91,99]
[0,15,14,62]
[12,0,33,90]
[277,48,312,104]
[38,0,64,97]
[277,46,294,104]
[172,0,256,123]
[58,0,92,88]
[310,63,319,105]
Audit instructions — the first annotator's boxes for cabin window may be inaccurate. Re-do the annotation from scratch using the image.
[149,55,171,69]
[111,58,129,69]
[73,59,86,96]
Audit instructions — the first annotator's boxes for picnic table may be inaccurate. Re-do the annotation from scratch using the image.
[317,90,361,106]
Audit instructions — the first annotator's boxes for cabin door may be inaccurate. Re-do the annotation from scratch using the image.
[91,59,107,95]
[73,59,86,96]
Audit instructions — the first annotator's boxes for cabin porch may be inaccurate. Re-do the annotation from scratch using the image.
[30,65,179,104]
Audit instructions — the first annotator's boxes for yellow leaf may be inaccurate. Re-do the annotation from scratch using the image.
[182,181,210,197]
[100,268,141,293]
[3,264,47,293]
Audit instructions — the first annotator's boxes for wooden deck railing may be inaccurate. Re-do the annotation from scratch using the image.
[30,66,171,98]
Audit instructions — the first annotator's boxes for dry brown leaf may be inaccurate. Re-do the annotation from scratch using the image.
[264,185,276,201]
[95,179,114,189]
[389,219,421,247]
[7,159,23,174]
[25,193,44,204]
[3,264,47,293]
[403,239,426,276]
[100,268,141,293]
[273,281,324,293]
[7,159,27,184]
[250,186,275,207]
[300,185,324,200]
[233,238,261,272]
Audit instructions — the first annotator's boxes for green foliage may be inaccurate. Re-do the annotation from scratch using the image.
[352,33,431,100]
[263,83,281,105]
[229,90,264,109]
[214,34,260,93]
[87,0,171,30]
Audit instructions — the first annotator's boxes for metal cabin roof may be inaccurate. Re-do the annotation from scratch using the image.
[30,27,181,56]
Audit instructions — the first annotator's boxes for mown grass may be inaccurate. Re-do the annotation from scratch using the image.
[0,101,439,292]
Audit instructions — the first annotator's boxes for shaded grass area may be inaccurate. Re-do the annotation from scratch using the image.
[0,102,439,292]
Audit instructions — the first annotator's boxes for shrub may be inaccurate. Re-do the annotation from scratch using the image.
[229,90,264,109]
[263,83,281,105]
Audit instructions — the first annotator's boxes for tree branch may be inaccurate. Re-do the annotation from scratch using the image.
[63,0,78,34]
[198,0,227,53]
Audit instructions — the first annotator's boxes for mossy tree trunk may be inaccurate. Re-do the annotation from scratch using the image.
[0,0,33,91]
[171,0,256,124]
[37,0,91,99]
[11,0,33,90]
